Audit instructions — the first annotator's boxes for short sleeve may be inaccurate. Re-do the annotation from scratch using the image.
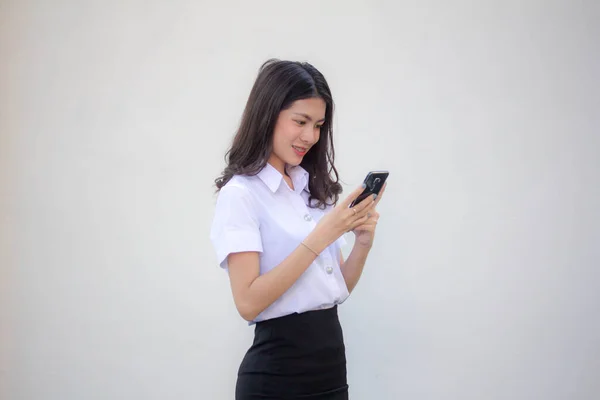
[210,184,263,269]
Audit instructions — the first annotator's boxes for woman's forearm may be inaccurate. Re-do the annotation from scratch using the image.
[240,232,332,321]
[340,243,371,293]
[243,245,316,319]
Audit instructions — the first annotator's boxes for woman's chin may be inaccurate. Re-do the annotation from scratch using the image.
[285,157,302,167]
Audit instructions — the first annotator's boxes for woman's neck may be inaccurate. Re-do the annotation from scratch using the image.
[267,157,288,177]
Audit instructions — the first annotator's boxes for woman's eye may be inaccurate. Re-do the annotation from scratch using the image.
[295,120,306,126]
[315,124,323,129]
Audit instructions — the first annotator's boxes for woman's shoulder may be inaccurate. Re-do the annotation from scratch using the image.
[216,174,262,205]
[212,175,262,226]
[220,174,261,193]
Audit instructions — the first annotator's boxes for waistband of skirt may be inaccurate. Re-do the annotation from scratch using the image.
[255,305,338,327]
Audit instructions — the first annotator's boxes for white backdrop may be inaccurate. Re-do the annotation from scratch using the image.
[1,1,599,399]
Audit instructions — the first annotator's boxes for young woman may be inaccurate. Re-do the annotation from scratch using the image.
[210,59,386,400]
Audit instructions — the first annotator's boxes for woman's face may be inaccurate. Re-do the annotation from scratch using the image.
[268,97,326,174]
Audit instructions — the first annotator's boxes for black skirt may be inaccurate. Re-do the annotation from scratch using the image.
[236,305,348,399]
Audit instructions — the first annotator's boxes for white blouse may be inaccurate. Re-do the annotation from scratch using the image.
[210,162,349,323]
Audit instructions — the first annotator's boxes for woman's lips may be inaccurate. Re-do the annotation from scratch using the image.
[292,145,307,156]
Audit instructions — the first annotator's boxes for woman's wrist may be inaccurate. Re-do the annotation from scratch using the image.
[353,240,373,252]
[299,241,319,257]
[303,229,335,255]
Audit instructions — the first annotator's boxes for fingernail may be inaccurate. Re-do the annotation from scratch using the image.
[362,183,367,188]
[373,194,378,200]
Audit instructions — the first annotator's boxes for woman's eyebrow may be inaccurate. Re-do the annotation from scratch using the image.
[293,113,325,122]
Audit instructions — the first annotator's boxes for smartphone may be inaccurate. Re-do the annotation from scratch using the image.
[349,170,389,207]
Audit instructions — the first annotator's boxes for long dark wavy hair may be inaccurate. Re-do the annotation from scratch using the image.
[214,59,342,209]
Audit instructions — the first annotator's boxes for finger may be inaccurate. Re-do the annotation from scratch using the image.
[350,214,371,230]
[347,205,367,224]
[366,210,379,220]
[353,211,379,229]
[341,184,369,208]
[354,220,377,229]
[373,182,387,206]
[352,194,377,214]
[355,197,377,217]
[352,224,376,233]
[351,224,375,233]
[347,200,372,222]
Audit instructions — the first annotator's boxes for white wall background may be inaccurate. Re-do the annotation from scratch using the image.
[1,1,599,399]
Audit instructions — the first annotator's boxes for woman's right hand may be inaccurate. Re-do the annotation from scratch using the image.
[304,185,376,254]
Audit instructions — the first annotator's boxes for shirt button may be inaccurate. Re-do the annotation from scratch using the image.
[325,266,333,274]
[304,214,312,221]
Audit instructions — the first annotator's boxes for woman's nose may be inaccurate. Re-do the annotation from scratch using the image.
[300,127,318,144]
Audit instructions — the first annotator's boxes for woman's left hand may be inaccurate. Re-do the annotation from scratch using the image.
[352,183,386,248]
